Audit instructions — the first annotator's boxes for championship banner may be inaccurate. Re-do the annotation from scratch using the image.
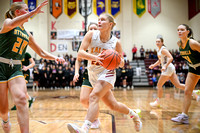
[50,0,63,19]
[108,0,120,18]
[148,0,161,18]
[10,0,23,5]
[93,0,106,16]
[64,0,77,18]
[133,0,146,17]
[79,0,92,17]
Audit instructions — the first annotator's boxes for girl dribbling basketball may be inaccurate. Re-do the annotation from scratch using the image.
[68,13,142,133]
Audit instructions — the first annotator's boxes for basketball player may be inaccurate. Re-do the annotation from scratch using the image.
[11,52,35,110]
[0,1,64,132]
[149,38,185,108]
[73,23,101,129]
[171,24,200,124]
[68,13,142,133]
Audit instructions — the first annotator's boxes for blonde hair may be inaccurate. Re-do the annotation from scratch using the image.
[5,2,25,19]
[100,13,116,30]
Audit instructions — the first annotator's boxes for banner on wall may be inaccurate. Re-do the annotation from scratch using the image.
[148,0,161,18]
[57,30,79,39]
[133,0,146,17]
[93,0,106,16]
[108,0,120,18]
[50,0,63,19]
[64,0,77,18]
[50,43,68,52]
[10,0,23,4]
[79,0,92,17]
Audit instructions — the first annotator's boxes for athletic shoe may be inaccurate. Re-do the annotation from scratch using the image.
[133,109,142,118]
[150,99,161,108]
[131,111,142,132]
[67,123,87,133]
[171,114,189,124]
[91,119,100,129]
[28,97,35,108]
[11,105,17,110]
[1,121,11,133]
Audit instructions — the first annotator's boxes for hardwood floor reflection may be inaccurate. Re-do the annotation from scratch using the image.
[1,87,200,133]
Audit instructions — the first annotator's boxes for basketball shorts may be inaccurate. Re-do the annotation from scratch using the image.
[88,68,116,88]
[82,79,93,89]
[161,64,175,76]
[0,62,24,83]
[189,66,200,75]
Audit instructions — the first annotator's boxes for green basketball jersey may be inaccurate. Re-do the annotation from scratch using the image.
[0,26,29,60]
[22,52,31,66]
[179,39,200,65]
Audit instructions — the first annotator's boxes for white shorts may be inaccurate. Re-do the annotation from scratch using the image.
[161,63,175,76]
[88,68,116,88]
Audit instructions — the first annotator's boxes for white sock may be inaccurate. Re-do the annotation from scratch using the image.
[182,112,188,117]
[81,120,92,131]
[128,108,138,119]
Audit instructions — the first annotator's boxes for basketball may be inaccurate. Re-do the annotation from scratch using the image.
[101,49,121,70]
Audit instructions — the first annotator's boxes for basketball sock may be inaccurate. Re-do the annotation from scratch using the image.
[27,95,32,100]
[128,108,138,119]
[81,120,92,132]
[182,112,188,117]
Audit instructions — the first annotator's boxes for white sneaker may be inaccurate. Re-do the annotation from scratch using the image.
[131,113,142,132]
[150,99,161,108]
[1,121,11,133]
[91,119,100,129]
[67,123,87,133]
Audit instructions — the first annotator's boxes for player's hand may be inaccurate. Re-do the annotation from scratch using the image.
[22,66,28,71]
[73,73,79,82]
[33,0,48,14]
[95,53,104,66]
[55,57,65,64]
[149,64,154,69]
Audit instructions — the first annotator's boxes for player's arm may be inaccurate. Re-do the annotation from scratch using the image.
[190,39,200,53]
[28,32,64,63]
[115,40,124,68]
[1,0,48,33]
[73,58,82,82]
[78,31,103,62]
[149,59,161,69]
[23,57,35,71]
[161,49,173,70]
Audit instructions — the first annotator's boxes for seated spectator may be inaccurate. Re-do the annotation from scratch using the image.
[182,62,189,75]
[126,65,134,89]
[115,68,122,88]
[152,74,157,88]
[178,73,185,84]
[121,66,127,88]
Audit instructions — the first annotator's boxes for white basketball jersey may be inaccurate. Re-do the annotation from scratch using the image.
[88,30,118,71]
[157,46,169,67]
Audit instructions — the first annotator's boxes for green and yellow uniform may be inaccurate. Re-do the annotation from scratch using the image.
[179,39,200,75]
[22,52,32,83]
[82,69,93,89]
[0,26,29,83]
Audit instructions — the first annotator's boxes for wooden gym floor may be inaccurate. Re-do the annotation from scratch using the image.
[1,87,200,133]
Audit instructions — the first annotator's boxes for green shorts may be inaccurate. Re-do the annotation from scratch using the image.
[23,70,30,83]
[0,62,24,83]
[189,66,200,75]
[82,79,93,89]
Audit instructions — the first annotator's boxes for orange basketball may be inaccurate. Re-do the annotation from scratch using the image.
[101,49,121,70]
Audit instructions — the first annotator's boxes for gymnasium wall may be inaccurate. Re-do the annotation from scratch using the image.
[0,0,199,60]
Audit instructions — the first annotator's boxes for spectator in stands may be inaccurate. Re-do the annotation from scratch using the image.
[178,73,185,83]
[32,66,40,90]
[182,63,189,75]
[69,67,75,88]
[51,65,57,89]
[132,45,137,60]
[39,58,45,69]
[63,66,70,89]
[177,63,183,73]
[39,66,46,90]
[149,38,185,108]
[57,66,64,88]
[152,74,157,88]
[115,68,122,88]
[126,65,134,89]
[140,45,145,60]
[45,66,52,88]
[121,66,127,88]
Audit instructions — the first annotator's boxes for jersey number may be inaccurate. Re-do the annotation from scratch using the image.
[12,37,28,55]
[183,56,192,64]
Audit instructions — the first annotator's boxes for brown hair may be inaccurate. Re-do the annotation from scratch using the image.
[100,13,116,30]
[5,2,25,19]
[180,24,193,38]
[87,22,98,31]
[158,37,166,47]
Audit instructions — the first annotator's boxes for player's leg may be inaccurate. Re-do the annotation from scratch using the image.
[169,73,185,90]
[8,77,29,132]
